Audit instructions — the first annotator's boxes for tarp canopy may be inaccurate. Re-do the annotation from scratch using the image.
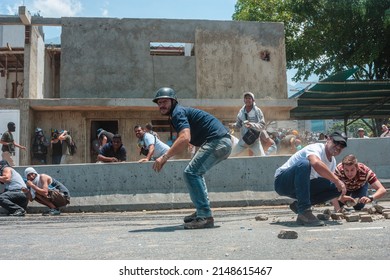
[289,68,390,123]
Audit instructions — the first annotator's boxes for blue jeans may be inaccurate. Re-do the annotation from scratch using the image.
[274,159,341,214]
[184,135,232,218]
[0,191,28,214]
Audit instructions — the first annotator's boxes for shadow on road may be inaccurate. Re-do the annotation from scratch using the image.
[128,224,222,232]
[270,220,343,227]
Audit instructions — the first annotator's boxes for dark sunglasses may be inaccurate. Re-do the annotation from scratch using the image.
[332,139,346,148]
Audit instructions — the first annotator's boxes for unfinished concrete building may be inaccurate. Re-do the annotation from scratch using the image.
[0,6,295,165]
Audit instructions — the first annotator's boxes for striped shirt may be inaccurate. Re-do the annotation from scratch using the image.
[335,162,378,191]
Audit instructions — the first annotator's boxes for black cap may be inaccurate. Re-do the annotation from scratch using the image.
[329,131,348,147]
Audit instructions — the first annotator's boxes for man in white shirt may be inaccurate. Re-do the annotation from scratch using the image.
[230,92,266,156]
[274,131,353,226]
[134,125,170,162]
[357,128,369,138]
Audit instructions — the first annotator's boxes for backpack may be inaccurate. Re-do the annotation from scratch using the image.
[68,140,77,155]
[139,134,156,156]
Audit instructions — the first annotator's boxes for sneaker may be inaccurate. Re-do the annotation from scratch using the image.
[42,209,61,216]
[183,212,197,223]
[296,209,324,226]
[184,217,214,229]
[9,209,26,217]
[289,201,298,214]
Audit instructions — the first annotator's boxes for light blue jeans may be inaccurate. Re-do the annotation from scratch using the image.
[183,135,232,218]
[274,159,341,214]
[231,138,265,156]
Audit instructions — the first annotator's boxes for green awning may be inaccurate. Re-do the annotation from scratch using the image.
[290,68,390,121]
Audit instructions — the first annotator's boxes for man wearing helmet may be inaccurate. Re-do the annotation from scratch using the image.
[152,87,232,229]
[0,122,26,166]
[31,128,50,165]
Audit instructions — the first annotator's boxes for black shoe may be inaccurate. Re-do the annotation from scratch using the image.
[296,210,324,226]
[183,212,197,223]
[9,209,26,217]
[289,201,298,214]
[184,217,214,229]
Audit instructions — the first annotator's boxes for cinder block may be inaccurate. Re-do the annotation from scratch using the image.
[360,215,374,222]
[345,214,360,222]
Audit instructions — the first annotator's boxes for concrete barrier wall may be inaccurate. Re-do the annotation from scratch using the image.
[8,137,390,213]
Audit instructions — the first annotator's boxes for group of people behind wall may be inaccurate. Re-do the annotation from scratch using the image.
[1,88,389,229]
[0,123,73,167]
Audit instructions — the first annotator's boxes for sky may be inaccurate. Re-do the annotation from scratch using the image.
[0,0,309,86]
[0,0,237,40]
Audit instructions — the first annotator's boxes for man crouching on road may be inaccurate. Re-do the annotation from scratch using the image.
[274,131,355,226]
[0,160,29,216]
[152,87,232,229]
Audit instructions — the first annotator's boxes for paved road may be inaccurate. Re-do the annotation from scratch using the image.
[1,203,390,260]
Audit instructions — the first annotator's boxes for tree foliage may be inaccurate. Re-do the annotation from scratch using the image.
[233,0,390,82]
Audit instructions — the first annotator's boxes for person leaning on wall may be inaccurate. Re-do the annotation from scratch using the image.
[97,134,127,163]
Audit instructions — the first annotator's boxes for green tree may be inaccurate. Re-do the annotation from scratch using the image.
[233,0,390,82]
[233,0,390,135]
[329,119,377,137]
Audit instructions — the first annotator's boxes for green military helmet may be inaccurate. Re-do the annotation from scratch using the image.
[152,87,177,103]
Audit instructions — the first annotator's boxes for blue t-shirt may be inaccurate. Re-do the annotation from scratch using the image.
[99,142,127,161]
[171,104,228,147]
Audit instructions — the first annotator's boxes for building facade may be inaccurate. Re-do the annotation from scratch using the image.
[0,6,295,165]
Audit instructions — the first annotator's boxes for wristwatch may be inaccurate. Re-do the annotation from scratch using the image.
[368,195,374,202]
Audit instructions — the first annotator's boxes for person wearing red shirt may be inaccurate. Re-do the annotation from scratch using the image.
[332,154,387,212]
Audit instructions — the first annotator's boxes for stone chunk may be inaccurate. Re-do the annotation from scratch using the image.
[317,213,330,221]
[374,204,385,214]
[345,214,360,222]
[331,213,344,220]
[345,198,359,207]
[277,230,298,239]
[367,207,377,214]
[255,214,268,221]
[383,212,390,219]
[323,209,332,215]
[360,215,374,222]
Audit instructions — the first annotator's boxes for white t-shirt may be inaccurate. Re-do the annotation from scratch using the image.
[274,143,336,180]
[143,132,169,159]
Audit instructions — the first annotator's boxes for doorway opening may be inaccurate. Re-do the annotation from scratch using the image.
[90,120,119,162]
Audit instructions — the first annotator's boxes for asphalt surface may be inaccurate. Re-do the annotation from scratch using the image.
[1,202,390,260]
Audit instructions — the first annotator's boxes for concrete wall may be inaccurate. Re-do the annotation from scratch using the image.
[60,18,287,100]
[24,25,45,99]
[6,137,390,213]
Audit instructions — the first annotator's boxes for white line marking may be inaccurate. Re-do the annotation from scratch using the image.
[308,226,385,232]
